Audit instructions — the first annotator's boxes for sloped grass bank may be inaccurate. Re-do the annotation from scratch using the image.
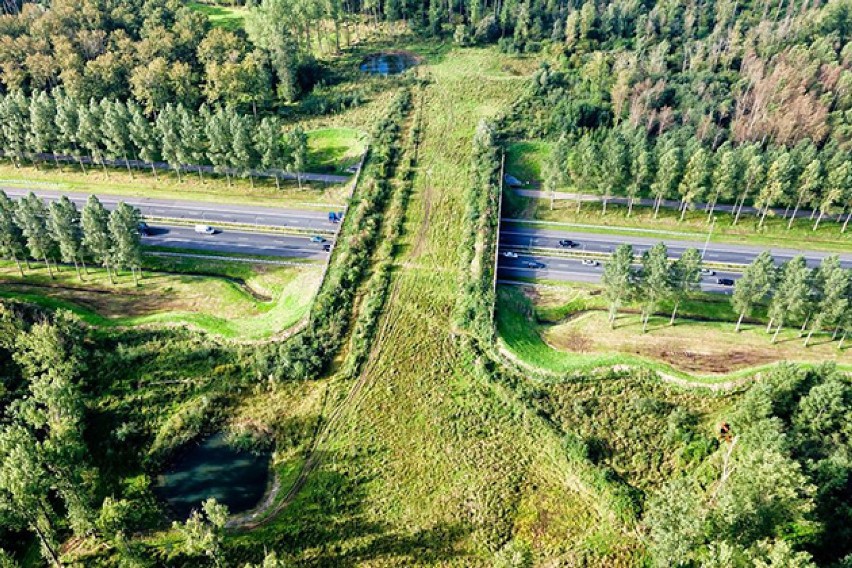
[496,285,852,381]
[0,259,320,339]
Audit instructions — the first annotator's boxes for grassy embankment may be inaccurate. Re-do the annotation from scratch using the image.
[0,256,320,339]
[0,125,366,209]
[231,46,647,565]
[503,141,852,254]
[496,284,852,381]
[187,1,246,31]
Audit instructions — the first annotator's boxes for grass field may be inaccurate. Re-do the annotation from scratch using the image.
[236,46,648,565]
[305,127,367,175]
[187,1,246,31]
[506,140,552,182]
[0,163,350,209]
[0,258,320,339]
[496,285,851,380]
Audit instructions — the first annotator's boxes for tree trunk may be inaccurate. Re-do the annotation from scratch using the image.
[296,172,302,190]
[150,162,158,180]
[787,196,802,229]
[805,327,815,347]
[772,322,783,343]
[654,196,662,218]
[800,315,809,337]
[602,197,608,215]
[766,316,774,333]
[736,311,745,332]
[73,258,81,280]
[100,158,109,178]
[842,210,851,233]
[669,301,679,326]
[839,331,847,349]
[125,155,133,179]
[11,252,23,276]
[275,174,281,190]
[642,311,650,333]
[680,203,688,221]
[197,166,204,183]
[78,156,87,174]
[833,326,839,341]
[249,173,255,188]
[106,259,115,284]
[758,206,769,228]
[132,266,138,286]
[30,518,61,568]
[627,197,634,217]
[733,195,746,225]
[43,255,53,278]
[80,255,88,276]
[575,194,582,213]
[813,210,824,231]
[175,166,182,183]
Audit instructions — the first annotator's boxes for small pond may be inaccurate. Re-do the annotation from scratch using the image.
[154,433,271,520]
[360,51,419,75]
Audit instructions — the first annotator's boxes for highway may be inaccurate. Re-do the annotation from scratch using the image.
[142,223,332,260]
[500,223,852,269]
[498,223,852,291]
[2,188,342,232]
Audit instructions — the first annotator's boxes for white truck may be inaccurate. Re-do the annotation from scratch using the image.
[194,224,216,235]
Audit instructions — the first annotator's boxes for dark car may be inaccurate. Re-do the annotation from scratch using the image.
[558,239,579,248]
[322,244,331,252]
[526,261,545,269]
[138,222,150,236]
[717,278,735,286]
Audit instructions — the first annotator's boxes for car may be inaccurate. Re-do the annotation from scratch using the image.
[322,244,331,252]
[138,222,150,236]
[700,268,716,276]
[501,251,518,258]
[194,224,215,235]
[310,235,326,243]
[717,278,735,286]
[525,261,545,269]
[558,239,579,248]
[581,259,599,267]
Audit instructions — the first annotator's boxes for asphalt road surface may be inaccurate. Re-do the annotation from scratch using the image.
[143,224,332,260]
[2,188,342,232]
[497,253,741,293]
[500,223,852,269]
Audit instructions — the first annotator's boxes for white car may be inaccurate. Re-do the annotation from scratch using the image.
[700,268,716,276]
[581,259,600,267]
[502,251,519,258]
[194,224,216,235]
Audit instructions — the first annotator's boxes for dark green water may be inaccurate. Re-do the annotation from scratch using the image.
[154,433,271,520]
[360,52,418,75]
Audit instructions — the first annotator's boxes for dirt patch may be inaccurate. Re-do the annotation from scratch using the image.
[546,327,592,352]
[636,346,779,374]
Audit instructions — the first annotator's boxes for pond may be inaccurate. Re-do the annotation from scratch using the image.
[154,433,271,520]
[359,51,419,75]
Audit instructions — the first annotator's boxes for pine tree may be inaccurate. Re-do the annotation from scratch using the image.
[101,100,135,177]
[639,243,671,333]
[156,104,184,182]
[788,159,822,229]
[81,195,114,283]
[206,106,232,185]
[177,105,207,182]
[677,148,711,221]
[54,91,86,173]
[290,125,308,190]
[805,256,849,346]
[627,131,653,217]
[230,112,257,187]
[651,143,682,218]
[0,190,26,275]
[600,130,627,214]
[108,202,142,285]
[48,196,85,280]
[0,91,30,167]
[731,251,775,332]
[815,162,850,231]
[734,148,764,225]
[254,116,284,189]
[127,101,160,179]
[28,92,59,169]
[15,192,57,277]
[669,248,702,325]
[79,99,108,177]
[768,256,811,343]
[757,152,793,229]
[708,146,739,221]
[601,243,634,327]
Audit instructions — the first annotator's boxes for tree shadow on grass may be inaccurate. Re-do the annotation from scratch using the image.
[226,453,471,567]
